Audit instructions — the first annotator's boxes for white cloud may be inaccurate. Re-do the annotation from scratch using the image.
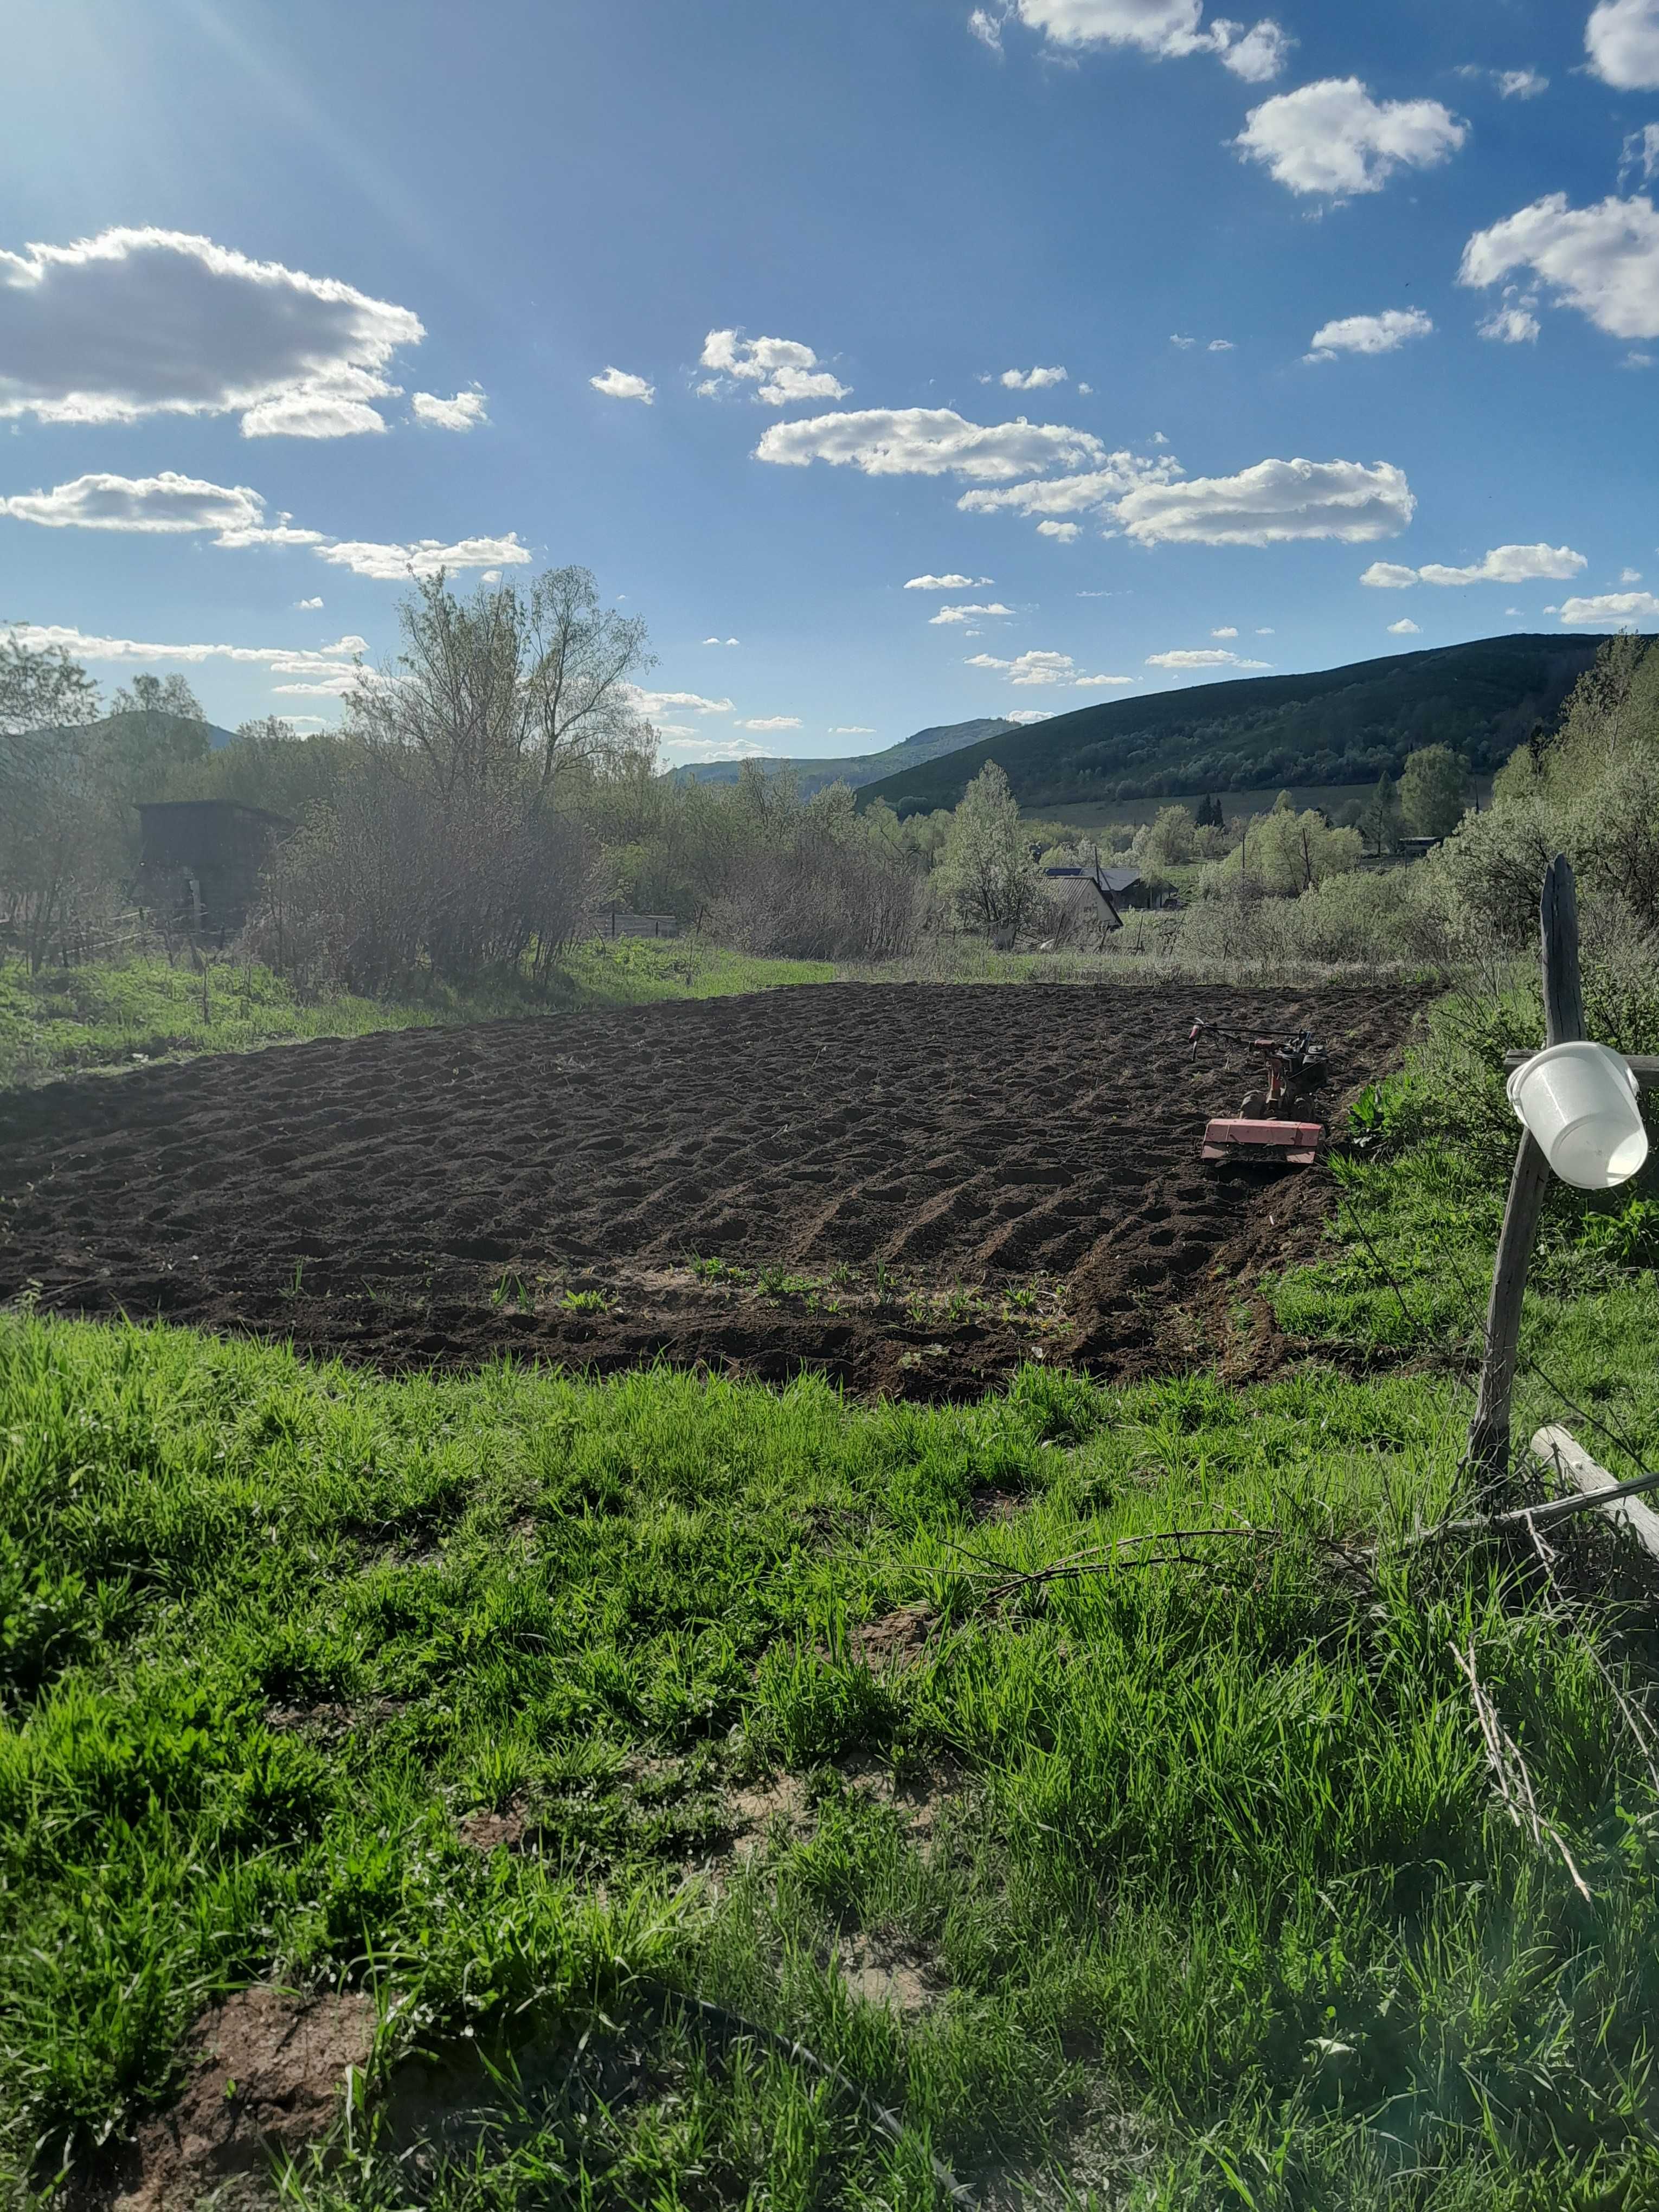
[1461,195,1659,340]
[1211,625,1238,636]
[929,601,1015,623]
[956,451,1179,519]
[412,388,487,430]
[481,570,501,584]
[296,596,324,609]
[0,470,517,567]
[241,390,390,439]
[969,6,1005,50]
[755,404,1106,481]
[1115,456,1414,545]
[1588,0,1659,88]
[1624,125,1659,188]
[1257,627,1275,634]
[1171,333,1197,348]
[1624,348,1656,366]
[829,725,876,735]
[0,470,270,535]
[314,532,532,581]
[699,330,850,407]
[737,715,803,731]
[903,572,989,588]
[590,365,654,404]
[1360,562,1423,587]
[626,685,734,718]
[1078,381,1094,394]
[1146,647,1272,668]
[1556,589,1659,623]
[999,365,1068,388]
[1388,618,1422,634]
[1207,338,1235,352]
[12,621,368,695]
[0,226,422,438]
[1623,567,1644,582]
[1071,671,1134,686]
[1236,79,1467,197]
[1009,1,1291,80]
[1037,519,1081,539]
[967,647,1092,685]
[1005,709,1054,723]
[1364,544,1587,589]
[1477,294,1542,344]
[659,733,771,765]
[1461,64,1549,98]
[1306,306,1434,361]
[1418,543,1587,586]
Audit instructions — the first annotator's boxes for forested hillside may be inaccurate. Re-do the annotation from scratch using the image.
[856,634,1607,814]
[671,716,1014,797]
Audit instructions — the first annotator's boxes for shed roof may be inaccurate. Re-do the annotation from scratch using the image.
[136,799,294,831]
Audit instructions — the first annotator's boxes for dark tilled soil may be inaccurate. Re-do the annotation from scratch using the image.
[0,983,1423,1397]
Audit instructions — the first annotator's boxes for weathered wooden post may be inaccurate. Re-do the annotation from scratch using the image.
[1465,855,1584,1488]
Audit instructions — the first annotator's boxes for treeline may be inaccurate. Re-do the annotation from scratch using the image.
[0,573,938,985]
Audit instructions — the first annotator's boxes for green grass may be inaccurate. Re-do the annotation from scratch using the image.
[1272,988,1659,1485]
[8,1314,1659,2207]
[0,943,837,1087]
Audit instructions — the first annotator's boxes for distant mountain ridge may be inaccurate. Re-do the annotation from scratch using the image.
[668,716,1015,799]
[852,635,1612,816]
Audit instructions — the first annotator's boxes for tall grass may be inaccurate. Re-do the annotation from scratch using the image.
[0,944,837,1086]
[5,1315,1659,2207]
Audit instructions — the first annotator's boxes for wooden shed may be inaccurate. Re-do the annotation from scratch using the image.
[1041,865,1125,944]
[136,800,293,936]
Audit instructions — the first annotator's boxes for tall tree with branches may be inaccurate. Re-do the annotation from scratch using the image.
[347,568,654,796]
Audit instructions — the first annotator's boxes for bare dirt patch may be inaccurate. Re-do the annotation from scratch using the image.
[725,1772,813,1857]
[0,982,1422,1395]
[839,1935,943,2016]
[845,1603,936,1670]
[114,1988,374,2212]
[456,1804,529,1853]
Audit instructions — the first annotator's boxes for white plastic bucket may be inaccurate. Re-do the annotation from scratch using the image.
[1506,1041,1649,1189]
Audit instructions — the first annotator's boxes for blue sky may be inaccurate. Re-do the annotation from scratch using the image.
[4,0,1659,761]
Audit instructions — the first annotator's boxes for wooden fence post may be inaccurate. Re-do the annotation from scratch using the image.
[1465,855,1584,1489]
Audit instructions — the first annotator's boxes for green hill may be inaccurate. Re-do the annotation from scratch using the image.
[670,716,1013,798]
[853,635,1611,816]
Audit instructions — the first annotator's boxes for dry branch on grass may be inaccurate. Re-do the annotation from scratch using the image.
[1450,1639,1592,1902]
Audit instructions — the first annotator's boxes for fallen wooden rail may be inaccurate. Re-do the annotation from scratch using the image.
[1531,1425,1659,1562]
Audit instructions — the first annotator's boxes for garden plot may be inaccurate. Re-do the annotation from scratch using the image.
[0,982,1421,1395]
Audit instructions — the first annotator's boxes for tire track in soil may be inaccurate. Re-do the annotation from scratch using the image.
[0,982,1424,1399]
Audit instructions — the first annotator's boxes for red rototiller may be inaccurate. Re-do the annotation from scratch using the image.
[1188,1018,1329,1166]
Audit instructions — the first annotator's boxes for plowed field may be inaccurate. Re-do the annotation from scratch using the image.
[0,983,1422,1397]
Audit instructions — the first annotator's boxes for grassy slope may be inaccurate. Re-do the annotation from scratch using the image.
[6,1310,1659,2208]
[856,635,1604,815]
[0,943,837,1086]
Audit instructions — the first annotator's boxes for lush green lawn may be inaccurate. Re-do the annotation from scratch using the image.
[6,1313,1659,2209]
[0,943,837,1086]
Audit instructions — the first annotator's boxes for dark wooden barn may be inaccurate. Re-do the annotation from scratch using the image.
[136,800,293,936]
